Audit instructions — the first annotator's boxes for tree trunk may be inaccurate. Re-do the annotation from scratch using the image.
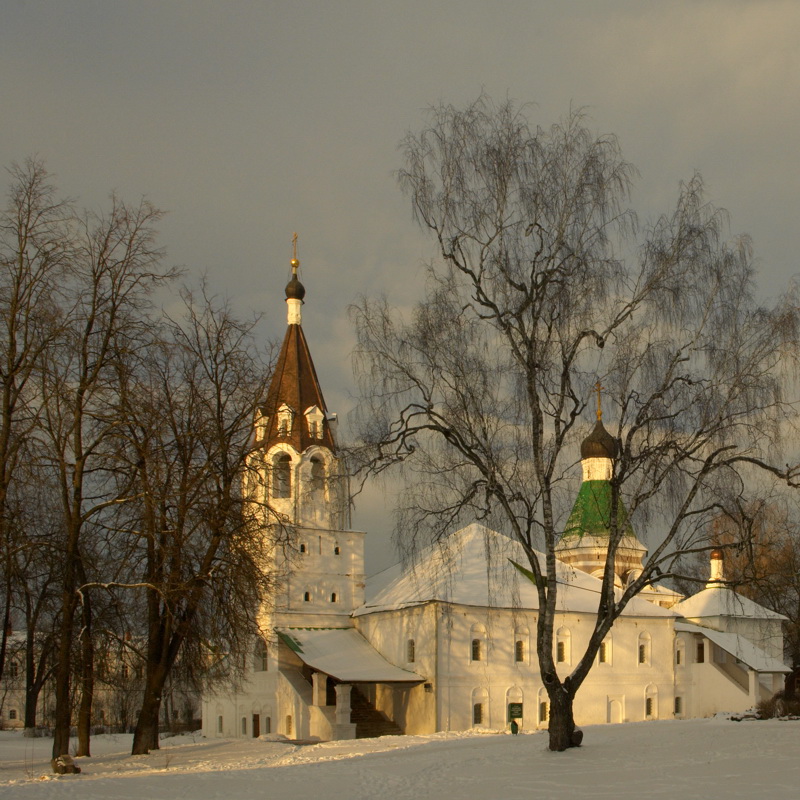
[24,685,39,737]
[76,588,93,757]
[131,664,168,754]
[547,685,580,752]
[51,588,77,764]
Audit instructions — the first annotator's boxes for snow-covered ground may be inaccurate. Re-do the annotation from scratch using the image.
[1,718,798,800]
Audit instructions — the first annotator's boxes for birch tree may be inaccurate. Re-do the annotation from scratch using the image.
[351,97,800,750]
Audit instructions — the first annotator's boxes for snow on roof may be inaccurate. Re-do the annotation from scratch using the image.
[675,622,789,673]
[276,627,423,683]
[671,584,786,622]
[356,523,673,618]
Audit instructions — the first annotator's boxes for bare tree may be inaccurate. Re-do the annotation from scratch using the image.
[350,97,800,750]
[0,159,70,686]
[8,465,62,735]
[108,287,277,755]
[35,193,173,764]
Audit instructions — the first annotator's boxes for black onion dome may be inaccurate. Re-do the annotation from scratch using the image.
[285,259,306,301]
[580,419,618,460]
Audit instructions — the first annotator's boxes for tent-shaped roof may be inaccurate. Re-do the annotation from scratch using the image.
[260,320,336,453]
[277,627,423,683]
[675,622,789,673]
[356,523,673,619]
[671,584,786,622]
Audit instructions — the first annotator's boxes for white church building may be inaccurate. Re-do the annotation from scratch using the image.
[201,260,789,740]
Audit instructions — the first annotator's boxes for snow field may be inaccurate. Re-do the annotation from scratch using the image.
[1,718,798,800]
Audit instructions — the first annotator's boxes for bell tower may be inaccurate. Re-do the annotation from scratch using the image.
[556,383,646,585]
[252,238,364,623]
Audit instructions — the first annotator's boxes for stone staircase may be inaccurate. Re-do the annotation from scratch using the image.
[350,687,404,738]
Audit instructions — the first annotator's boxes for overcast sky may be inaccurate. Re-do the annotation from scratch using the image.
[3,1,799,572]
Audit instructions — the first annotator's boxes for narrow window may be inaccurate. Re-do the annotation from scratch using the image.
[676,648,682,665]
[241,717,247,735]
[217,715,223,733]
[254,639,268,672]
[330,592,337,603]
[305,406,324,439]
[299,543,306,553]
[303,591,310,602]
[599,642,608,663]
[557,641,566,663]
[407,639,416,663]
[334,545,340,555]
[277,405,293,435]
[638,632,651,665]
[696,642,705,663]
[285,715,293,737]
[645,697,653,717]
[539,702,548,722]
[272,453,291,499]
[515,640,524,663]
[471,639,482,662]
[674,697,682,714]
[265,716,271,734]
[310,456,325,491]
[556,627,571,665]
[473,703,483,725]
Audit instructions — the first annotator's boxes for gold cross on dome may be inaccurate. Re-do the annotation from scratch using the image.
[594,380,604,420]
[292,232,298,261]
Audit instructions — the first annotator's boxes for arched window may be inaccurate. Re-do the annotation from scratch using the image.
[675,639,685,666]
[537,688,549,728]
[303,591,310,602]
[471,639,482,661]
[598,637,612,665]
[514,626,529,664]
[254,639,268,672]
[310,456,326,492]
[471,687,489,728]
[334,545,341,556]
[638,632,651,666]
[470,623,487,663]
[330,592,337,603]
[299,542,307,554]
[556,627,571,665]
[645,684,658,719]
[407,639,416,663]
[272,453,292,499]
[506,685,523,725]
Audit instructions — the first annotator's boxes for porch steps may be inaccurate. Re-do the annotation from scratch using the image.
[350,687,404,738]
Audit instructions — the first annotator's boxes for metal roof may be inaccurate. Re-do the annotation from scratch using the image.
[277,627,423,683]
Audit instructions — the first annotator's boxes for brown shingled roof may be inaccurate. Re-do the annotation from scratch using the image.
[260,322,336,453]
